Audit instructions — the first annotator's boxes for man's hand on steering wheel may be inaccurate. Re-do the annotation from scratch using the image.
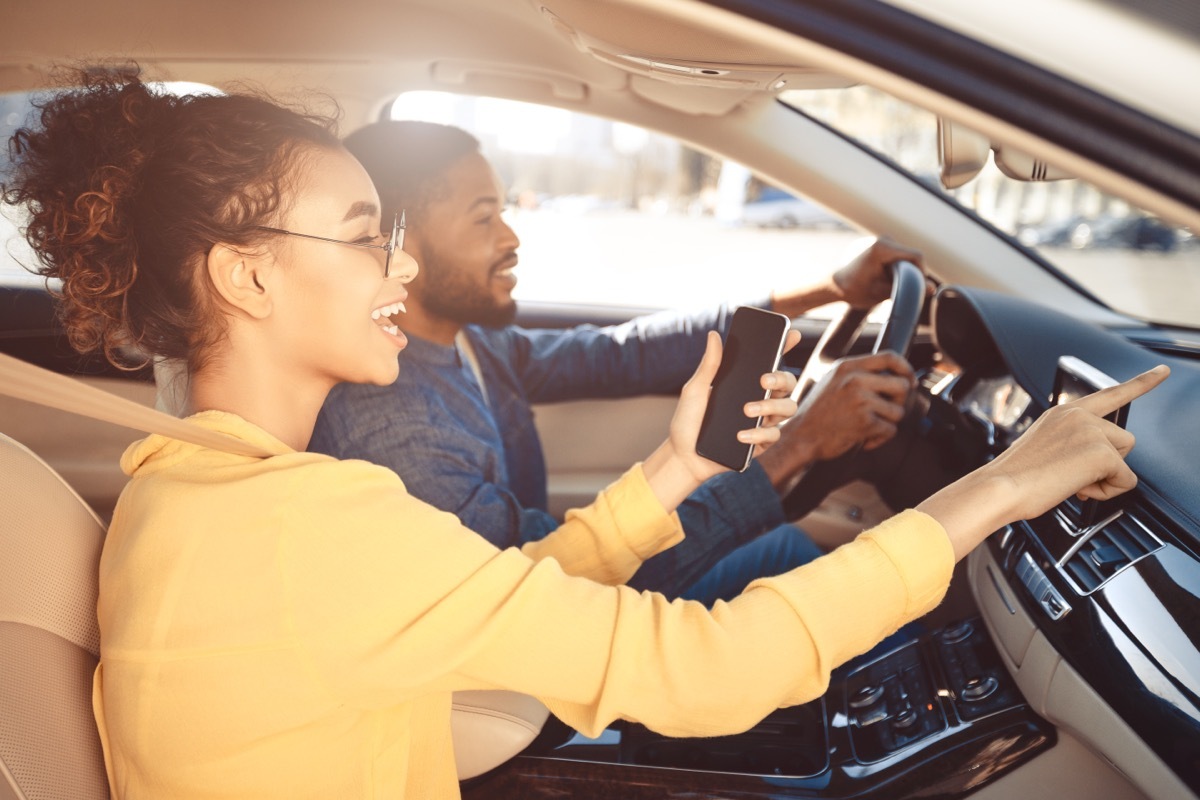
[756,352,915,492]
[776,244,929,519]
[832,237,929,309]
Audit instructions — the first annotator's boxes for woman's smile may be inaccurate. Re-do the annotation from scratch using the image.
[371,296,409,349]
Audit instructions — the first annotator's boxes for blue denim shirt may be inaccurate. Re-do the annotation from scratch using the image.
[310,305,786,595]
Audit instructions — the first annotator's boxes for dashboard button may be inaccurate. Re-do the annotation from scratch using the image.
[940,621,974,644]
[849,684,884,709]
[962,676,999,702]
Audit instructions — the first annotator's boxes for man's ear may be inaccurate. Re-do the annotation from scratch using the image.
[206,243,274,320]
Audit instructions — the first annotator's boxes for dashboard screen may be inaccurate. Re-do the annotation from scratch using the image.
[1053,355,1129,428]
[962,375,1032,435]
[1052,355,1132,526]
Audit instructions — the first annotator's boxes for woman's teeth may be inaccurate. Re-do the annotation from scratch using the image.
[371,301,407,320]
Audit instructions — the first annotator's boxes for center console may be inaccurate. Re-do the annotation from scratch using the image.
[491,618,1054,799]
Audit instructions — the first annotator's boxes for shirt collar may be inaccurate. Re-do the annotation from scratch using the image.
[399,330,460,368]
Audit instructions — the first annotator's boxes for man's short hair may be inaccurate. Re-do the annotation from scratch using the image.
[342,120,481,222]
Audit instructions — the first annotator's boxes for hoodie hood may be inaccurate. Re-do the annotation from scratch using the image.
[120,410,294,477]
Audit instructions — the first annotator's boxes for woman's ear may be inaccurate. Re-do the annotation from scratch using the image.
[206,243,274,320]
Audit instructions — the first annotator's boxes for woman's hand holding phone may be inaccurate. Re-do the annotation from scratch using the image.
[642,329,799,514]
[694,306,796,471]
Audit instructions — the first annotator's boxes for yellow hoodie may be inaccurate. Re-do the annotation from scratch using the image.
[94,411,953,799]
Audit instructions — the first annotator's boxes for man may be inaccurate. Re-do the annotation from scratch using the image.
[311,121,919,603]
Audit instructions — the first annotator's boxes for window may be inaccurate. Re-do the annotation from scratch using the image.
[780,85,1199,329]
[388,92,862,313]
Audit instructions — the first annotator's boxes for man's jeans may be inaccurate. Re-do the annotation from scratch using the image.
[679,523,824,606]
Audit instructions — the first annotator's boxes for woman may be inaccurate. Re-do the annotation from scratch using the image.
[5,72,1166,799]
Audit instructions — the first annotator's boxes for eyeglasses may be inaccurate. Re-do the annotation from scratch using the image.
[253,212,405,277]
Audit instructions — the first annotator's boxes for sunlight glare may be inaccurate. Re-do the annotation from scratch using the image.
[391,91,571,154]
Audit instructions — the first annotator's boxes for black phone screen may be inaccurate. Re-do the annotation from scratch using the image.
[695,306,790,472]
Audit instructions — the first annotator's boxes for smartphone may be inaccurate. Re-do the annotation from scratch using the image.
[695,306,791,472]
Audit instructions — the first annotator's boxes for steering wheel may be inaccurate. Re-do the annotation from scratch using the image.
[779,260,926,521]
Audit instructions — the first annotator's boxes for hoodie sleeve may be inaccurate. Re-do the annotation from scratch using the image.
[277,459,953,737]
[516,463,684,585]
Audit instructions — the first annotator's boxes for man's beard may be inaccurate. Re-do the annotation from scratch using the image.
[418,242,518,329]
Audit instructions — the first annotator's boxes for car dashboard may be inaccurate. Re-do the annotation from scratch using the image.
[470,286,1200,799]
[932,286,1200,799]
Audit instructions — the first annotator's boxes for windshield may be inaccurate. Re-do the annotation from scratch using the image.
[779,85,1199,329]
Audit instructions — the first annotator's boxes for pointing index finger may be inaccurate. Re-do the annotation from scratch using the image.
[1071,365,1170,417]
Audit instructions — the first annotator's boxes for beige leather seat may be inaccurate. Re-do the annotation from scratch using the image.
[0,426,549,794]
[0,432,109,800]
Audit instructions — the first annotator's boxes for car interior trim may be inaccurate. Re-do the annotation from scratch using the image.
[702,0,1200,219]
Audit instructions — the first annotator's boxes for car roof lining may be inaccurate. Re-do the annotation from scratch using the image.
[1,0,1196,230]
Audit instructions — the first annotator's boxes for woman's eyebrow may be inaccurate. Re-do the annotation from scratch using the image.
[466,196,499,213]
[343,200,380,222]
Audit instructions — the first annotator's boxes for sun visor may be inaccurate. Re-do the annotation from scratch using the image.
[536,0,853,96]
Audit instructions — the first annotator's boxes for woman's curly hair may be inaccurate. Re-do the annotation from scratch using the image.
[2,68,341,371]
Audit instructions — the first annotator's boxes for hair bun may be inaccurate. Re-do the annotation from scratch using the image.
[5,74,174,366]
[5,68,341,373]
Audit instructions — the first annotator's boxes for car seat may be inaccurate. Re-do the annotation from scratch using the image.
[0,418,548,793]
[0,345,551,791]
[0,432,109,799]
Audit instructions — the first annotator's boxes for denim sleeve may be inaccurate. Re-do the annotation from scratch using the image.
[311,384,558,550]
[500,304,739,403]
[628,459,786,595]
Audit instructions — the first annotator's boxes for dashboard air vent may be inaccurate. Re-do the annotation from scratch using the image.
[1056,496,1085,530]
[1060,508,1164,594]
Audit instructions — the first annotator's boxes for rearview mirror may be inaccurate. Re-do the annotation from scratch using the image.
[937,118,990,189]
[937,118,1072,189]
[992,145,1073,182]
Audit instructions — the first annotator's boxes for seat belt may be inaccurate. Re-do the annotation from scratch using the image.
[0,350,550,780]
[0,352,271,457]
[455,330,491,409]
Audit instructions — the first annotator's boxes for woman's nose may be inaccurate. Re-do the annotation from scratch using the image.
[390,249,419,284]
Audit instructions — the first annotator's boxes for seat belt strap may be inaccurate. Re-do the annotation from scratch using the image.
[0,352,273,458]
[455,330,491,409]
